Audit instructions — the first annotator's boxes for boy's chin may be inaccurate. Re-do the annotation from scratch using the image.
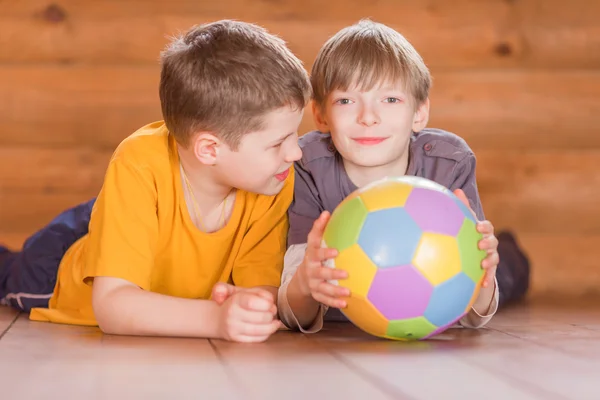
[254,188,284,197]
[349,156,397,169]
[238,180,285,197]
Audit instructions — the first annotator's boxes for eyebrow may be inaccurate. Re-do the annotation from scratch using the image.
[334,87,406,93]
[270,131,295,145]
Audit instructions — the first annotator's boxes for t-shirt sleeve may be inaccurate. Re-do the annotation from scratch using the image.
[82,156,159,290]
[231,170,295,288]
[448,153,485,221]
[287,160,323,247]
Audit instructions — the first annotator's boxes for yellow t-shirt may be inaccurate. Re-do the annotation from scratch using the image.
[29,121,293,326]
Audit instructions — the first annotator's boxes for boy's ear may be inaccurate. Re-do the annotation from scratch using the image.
[412,98,430,133]
[311,101,329,133]
[193,132,220,166]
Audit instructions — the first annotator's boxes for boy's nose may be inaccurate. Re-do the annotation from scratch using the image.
[285,141,303,162]
[358,106,380,126]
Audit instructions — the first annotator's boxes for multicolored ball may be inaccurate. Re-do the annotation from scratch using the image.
[322,176,487,340]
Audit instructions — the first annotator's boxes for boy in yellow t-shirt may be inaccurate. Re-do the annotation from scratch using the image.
[0,20,312,343]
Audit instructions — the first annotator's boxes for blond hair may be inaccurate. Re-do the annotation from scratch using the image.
[311,19,431,109]
[159,20,311,149]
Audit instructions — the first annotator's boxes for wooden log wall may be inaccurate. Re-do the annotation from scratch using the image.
[0,0,599,297]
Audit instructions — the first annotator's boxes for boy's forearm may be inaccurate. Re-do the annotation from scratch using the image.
[284,272,322,328]
[472,280,496,316]
[94,284,222,339]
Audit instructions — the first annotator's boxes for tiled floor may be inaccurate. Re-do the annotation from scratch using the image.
[1,299,598,400]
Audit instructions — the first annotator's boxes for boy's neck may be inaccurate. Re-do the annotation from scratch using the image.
[177,147,233,212]
[343,152,410,189]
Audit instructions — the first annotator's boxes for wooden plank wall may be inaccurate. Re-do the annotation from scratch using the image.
[0,0,598,297]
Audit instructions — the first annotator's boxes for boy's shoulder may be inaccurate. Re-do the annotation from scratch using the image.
[412,128,475,163]
[297,130,336,165]
[110,121,172,166]
[98,121,175,200]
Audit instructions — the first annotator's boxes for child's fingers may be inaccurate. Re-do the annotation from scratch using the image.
[476,220,495,235]
[312,292,347,309]
[213,294,227,305]
[238,309,277,325]
[244,287,275,302]
[482,252,500,269]
[237,292,273,312]
[478,235,499,251]
[306,211,331,247]
[316,247,338,261]
[314,281,350,298]
[213,289,227,305]
[308,266,348,281]
[247,319,281,335]
[212,282,237,304]
[212,282,236,296]
[237,320,282,341]
[305,247,338,268]
[246,289,278,315]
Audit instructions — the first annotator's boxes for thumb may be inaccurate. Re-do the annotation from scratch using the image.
[244,287,276,303]
[212,282,239,305]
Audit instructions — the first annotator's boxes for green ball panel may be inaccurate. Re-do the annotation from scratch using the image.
[386,316,437,340]
[457,218,487,283]
[323,196,369,252]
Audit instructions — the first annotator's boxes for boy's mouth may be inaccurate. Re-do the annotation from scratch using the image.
[352,137,387,146]
[275,168,290,181]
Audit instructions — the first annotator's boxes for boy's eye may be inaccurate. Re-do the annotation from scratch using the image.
[336,98,352,105]
[385,97,401,103]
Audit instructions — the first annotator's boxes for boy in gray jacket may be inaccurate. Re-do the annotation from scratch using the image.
[277,19,530,333]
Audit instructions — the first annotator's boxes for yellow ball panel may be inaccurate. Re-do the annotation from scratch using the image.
[359,181,412,212]
[413,233,461,286]
[335,244,377,298]
[338,188,361,206]
[343,293,389,338]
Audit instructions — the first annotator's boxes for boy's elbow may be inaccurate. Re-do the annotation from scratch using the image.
[91,277,135,335]
[96,316,120,335]
[92,291,123,335]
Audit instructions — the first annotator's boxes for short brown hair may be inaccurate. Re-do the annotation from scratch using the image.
[311,19,431,109]
[159,20,311,149]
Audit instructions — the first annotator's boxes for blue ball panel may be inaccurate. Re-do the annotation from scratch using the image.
[357,207,422,269]
[423,272,475,327]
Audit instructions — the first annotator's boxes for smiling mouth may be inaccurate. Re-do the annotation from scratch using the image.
[275,168,290,181]
[352,137,388,145]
